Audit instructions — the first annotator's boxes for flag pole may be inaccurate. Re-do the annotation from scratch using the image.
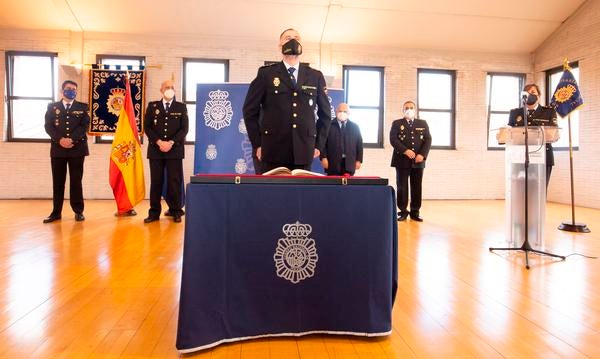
[558,61,590,233]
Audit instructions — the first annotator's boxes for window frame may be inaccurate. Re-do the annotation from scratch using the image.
[182,58,230,144]
[342,65,385,148]
[486,72,526,151]
[94,54,146,144]
[545,61,579,151]
[417,68,456,150]
[5,50,58,142]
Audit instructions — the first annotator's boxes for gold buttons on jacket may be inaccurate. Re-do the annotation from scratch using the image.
[293,113,297,118]
[293,92,297,97]
[293,103,297,107]
[292,124,297,128]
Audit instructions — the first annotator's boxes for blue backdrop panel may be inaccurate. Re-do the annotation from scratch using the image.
[194,83,344,174]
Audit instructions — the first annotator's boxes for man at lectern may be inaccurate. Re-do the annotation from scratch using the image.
[243,28,332,172]
[508,84,558,187]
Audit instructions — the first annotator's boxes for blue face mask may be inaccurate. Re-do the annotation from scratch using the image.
[63,89,77,100]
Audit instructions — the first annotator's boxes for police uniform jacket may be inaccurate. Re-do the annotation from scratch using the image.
[243,62,332,165]
[320,119,363,174]
[144,100,189,160]
[44,101,90,158]
[390,118,432,169]
[508,105,557,166]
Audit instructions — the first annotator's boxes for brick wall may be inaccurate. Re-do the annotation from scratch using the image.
[534,0,600,209]
[0,28,538,204]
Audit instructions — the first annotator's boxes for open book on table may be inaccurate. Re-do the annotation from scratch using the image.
[262,167,325,176]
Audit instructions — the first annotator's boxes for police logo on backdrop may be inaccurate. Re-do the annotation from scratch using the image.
[553,84,577,104]
[206,144,217,160]
[203,90,233,130]
[234,159,247,174]
[238,118,247,135]
[273,221,318,284]
[241,138,254,173]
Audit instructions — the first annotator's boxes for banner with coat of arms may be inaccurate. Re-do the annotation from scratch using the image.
[194,83,343,175]
[89,69,145,135]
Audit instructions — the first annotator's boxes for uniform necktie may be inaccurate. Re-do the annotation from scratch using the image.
[341,122,346,156]
[288,67,297,87]
[165,102,170,112]
[65,103,71,111]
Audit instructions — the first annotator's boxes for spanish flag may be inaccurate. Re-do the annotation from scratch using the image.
[109,74,145,213]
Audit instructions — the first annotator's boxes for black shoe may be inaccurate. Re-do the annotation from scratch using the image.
[74,213,85,222]
[165,209,185,217]
[43,214,61,223]
[173,215,182,223]
[410,214,423,222]
[397,212,409,221]
[144,216,159,223]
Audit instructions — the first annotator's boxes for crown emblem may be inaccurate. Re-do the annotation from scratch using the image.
[282,221,312,238]
[110,87,126,96]
[208,90,228,101]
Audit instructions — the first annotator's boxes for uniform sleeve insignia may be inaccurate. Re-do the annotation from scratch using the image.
[55,109,61,115]
[516,115,523,123]
[273,77,280,87]
[155,109,160,115]
[400,125,405,131]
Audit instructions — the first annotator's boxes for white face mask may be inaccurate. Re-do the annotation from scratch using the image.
[404,109,416,119]
[337,112,348,121]
[163,88,175,100]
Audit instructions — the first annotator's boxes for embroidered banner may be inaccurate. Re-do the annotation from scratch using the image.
[89,69,145,135]
[193,83,343,174]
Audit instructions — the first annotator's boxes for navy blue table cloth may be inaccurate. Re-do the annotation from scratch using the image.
[176,182,397,353]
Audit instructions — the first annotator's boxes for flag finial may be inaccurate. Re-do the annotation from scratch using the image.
[563,58,571,71]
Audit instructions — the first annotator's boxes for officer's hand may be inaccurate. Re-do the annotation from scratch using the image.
[355,161,361,170]
[415,154,424,163]
[321,158,329,169]
[59,138,73,148]
[313,149,320,158]
[256,147,262,161]
[404,149,416,159]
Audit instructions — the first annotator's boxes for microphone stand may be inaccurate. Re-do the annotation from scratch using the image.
[490,96,565,269]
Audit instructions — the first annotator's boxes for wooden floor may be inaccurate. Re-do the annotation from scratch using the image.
[0,199,598,358]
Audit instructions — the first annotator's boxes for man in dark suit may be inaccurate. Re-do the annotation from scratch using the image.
[143,80,188,223]
[320,103,363,176]
[508,83,558,188]
[243,28,332,172]
[43,80,89,223]
[390,101,432,222]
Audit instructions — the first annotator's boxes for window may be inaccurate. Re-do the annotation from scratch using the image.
[5,51,58,141]
[546,62,580,149]
[183,58,229,143]
[486,73,525,149]
[417,69,456,149]
[342,66,385,147]
[95,55,145,143]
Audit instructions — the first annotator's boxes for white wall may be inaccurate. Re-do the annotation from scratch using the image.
[534,0,600,209]
[0,28,543,203]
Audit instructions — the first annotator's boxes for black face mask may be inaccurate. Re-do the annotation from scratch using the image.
[526,93,538,106]
[282,39,302,56]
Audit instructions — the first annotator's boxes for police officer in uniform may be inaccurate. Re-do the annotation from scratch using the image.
[143,80,188,223]
[243,28,332,172]
[390,101,432,222]
[43,80,89,223]
[508,83,558,188]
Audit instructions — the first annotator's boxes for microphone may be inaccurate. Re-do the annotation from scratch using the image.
[521,91,530,101]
